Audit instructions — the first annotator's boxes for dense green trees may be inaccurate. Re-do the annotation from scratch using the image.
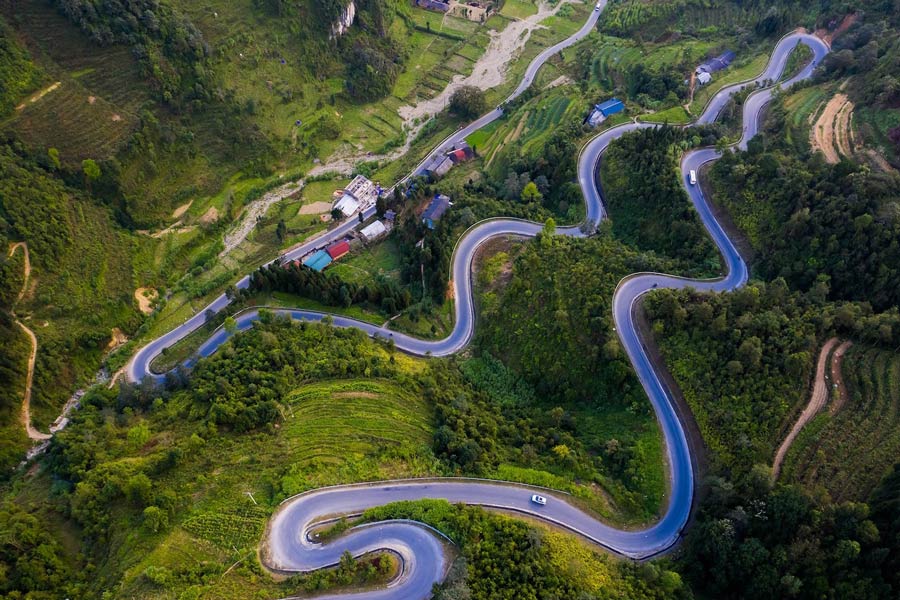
[682,478,895,600]
[601,125,722,276]
[244,260,412,314]
[710,130,900,310]
[0,502,78,597]
[0,18,42,117]
[51,0,210,108]
[0,143,73,268]
[449,85,488,119]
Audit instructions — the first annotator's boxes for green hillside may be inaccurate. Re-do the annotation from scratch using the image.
[783,346,900,500]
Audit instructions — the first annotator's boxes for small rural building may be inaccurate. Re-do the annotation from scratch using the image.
[360,220,388,242]
[384,210,397,222]
[448,145,474,164]
[422,194,451,229]
[697,71,712,85]
[302,249,333,272]
[696,50,736,75]
[427,155,454,179]
[326,240,351,260]
[586,98,625,127]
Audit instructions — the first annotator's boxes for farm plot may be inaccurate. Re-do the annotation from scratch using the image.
[279,379,436,490]
[782,346,900,501]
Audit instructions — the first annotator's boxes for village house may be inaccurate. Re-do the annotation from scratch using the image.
[586,98,625,127]
[422,193,452,229]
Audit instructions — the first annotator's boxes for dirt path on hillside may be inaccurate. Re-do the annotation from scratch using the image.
[7,243,52,441]
[772,337,839,479]
[15,81,61,111]
[828,341,853,413]
[811,92,855,164]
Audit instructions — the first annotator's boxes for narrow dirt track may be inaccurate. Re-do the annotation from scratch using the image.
[773,337,839,479]
[829,341,853,413]
[7,242,51,441]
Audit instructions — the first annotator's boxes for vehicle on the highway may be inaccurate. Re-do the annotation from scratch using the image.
[689,169,697,185]
[594,2,601,10]
[531,494,547,505]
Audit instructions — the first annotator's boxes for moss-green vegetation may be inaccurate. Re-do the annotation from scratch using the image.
[474,233,674,520]
[601,125,722,276]
[710,106,900,311]
[363,499,685,600]
[783,346,900,501]
[0,18,43,117]
[645,282,822,476]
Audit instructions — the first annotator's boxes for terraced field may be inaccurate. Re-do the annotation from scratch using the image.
[1,0,147,161]
[280,379,436,490]
[782,346,900,501]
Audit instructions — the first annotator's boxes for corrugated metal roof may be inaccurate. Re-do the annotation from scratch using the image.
[302,250,333,272]
[423,194,451,223]
[360,220,387,240]
[326,241,350,260]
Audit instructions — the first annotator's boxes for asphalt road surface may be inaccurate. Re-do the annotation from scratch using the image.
[126,16,828,599]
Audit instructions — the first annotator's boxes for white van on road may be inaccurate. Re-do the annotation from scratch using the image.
[689,170,697,185]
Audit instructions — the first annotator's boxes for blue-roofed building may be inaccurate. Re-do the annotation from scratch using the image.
[422,194,451,229]
[596,98,625,117]
[302,250,333,272]
[587,98,625,127]
[697,50,736,75]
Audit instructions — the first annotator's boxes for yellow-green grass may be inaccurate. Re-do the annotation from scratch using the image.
[501,0,538,19]
[328,238,403,285]
[689,52,770,115]
[783,346,900,501]
[103,375,436,598]
[281,379,435,487]
[639,105,690,124]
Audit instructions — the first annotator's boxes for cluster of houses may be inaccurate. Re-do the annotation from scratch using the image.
[332,174,382,219]
[299,210,396,272]
[586,97,625,127]
[425,142,475,179]
[695,50,736,85]
[413,0,494,22]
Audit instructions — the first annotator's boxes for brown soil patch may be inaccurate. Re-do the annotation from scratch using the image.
[299,201,333,215]
[811,92,855,164]
[829,341,853,413]
[816,13,858,47]
[172,200,193,219]
[200,206,219,224]
[333,391,380,399]
[111,114,122,122]
[107,327,128,350]
[773,338,840,479]
[87,95,96,104]
[134,287,158,315]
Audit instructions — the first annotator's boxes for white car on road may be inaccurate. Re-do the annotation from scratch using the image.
[531,494,547,505]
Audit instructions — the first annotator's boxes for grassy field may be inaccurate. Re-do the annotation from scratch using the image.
[689,52,770,115]
[114,376,438,598]
[329,238,403,285]
[640,105,690,123]
[782,346,900,501]
[501,0,539,19]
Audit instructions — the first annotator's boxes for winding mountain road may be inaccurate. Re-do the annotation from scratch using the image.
[125,8,829,598]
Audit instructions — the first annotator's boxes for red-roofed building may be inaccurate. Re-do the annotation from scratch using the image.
[326,240,350,260]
